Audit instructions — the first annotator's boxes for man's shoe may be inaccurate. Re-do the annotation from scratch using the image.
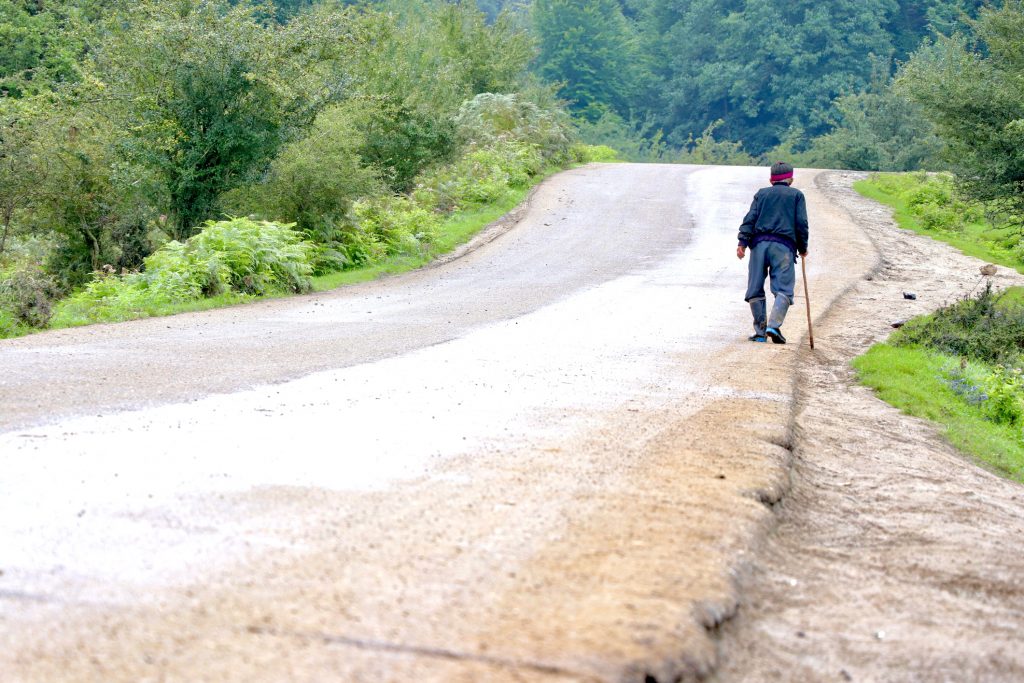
[766,327,787,344]
[748,334,767,343]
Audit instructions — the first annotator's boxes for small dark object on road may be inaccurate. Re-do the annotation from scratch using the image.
[981,264,998,277]
[903,292,917,300]
[891,319,908,329]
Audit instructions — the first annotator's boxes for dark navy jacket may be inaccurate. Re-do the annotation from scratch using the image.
[737,183,809,254]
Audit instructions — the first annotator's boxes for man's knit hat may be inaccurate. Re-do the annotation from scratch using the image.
[770,161,794,183]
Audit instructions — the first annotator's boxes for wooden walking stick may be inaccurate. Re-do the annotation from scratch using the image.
[801,255,814,350]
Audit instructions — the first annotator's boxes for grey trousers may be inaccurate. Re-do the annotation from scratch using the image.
[745,241,795,332]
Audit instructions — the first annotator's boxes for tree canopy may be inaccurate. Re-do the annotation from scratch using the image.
[898,0,1024,212]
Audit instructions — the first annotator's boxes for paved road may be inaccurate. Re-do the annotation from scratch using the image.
[0,164,875,682]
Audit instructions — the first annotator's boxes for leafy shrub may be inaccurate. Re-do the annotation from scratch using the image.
[893,283,1024,365]
[227,103,385,244]
[906,180,952,211]
[0,308,26,338]
[919,204,960,232]
[353,98,457,193]
[0,265,60,327]
[455,93,573,164]
[571,143,619,163]
[51,218,314,326]
[186,218,313,296]
[978,365,1024,425]
[352,197,441,258]
[416,140,542,211]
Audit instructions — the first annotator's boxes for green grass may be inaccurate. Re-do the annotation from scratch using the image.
[310,184,532,291]
[854,173,1024,274]
[853,172,1024,483]
[6,172,551,336]
[853,344,1024,483]
[50,292,252,329]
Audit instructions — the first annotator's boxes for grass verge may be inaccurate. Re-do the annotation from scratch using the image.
[310,183,533,292]
[854,173,1024,274]
[850,174,1024,483]
[27,171,553,333]
[853,344,1024,483]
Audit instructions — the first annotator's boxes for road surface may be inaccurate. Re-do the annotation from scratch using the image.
[1,164,876,681]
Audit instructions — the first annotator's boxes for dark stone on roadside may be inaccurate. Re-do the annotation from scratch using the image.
[891,319,908,329]
[980,264,998,277]
[840,670,853,682]
[903,292,917,300]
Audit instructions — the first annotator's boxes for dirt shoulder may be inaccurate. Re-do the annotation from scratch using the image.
[714,172,1024,682]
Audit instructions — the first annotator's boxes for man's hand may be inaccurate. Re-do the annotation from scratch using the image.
[800,251,808,259]
[736,245,746,260]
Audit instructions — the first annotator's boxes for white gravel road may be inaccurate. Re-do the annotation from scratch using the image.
[2,164,878,682]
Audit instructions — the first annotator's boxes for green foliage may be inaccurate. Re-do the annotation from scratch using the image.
[0,0,84,96]
[226,102,384,241]
[29,110,137,289]
[0,96,49,255]
[897,1,1024,213]
[571,143,618,163]
[51,217,313,326]
[532,0,642,122]
[352,195,441,258]
[677,119,756,166]
[0,264,59,327]
[632,0,902,153]
[856,172,1023,271]
[891,283,1024,365]
[527,0,986,158]
[86,0,358,239]
[856,282,1024,481]
[453,92,573,163]
[853,343,1024,481]
[416,140,542,210]
[350,0,533,115]
[0,307,27,337]
[804,75,945,171]
[351,97,458,193]
[574,111,671,162]
[341,1,536,190]
[974,364,1024,426]
[182,217,314,296]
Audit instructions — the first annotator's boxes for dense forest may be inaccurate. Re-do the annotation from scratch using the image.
[532,0,986,165]
[1,0,1023,336]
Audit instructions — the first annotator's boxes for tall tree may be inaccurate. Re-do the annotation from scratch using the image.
[85,0,358,238]
[532,0,640,121]
[898,0,1024,212]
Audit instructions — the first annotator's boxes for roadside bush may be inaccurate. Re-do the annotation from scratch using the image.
[979,365,1024,426]
[352,196,441,258]
[416,140,543,212]
[880,172,986,233]
[0,265,59,327]
[893,284,1024,365]
[51,218,314,326]
[228,103,385,243]
[454,93,573,164]
[184,218,314,296]
[354,98,458,193]
[0,308,26,338]
[571,143,619,163]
